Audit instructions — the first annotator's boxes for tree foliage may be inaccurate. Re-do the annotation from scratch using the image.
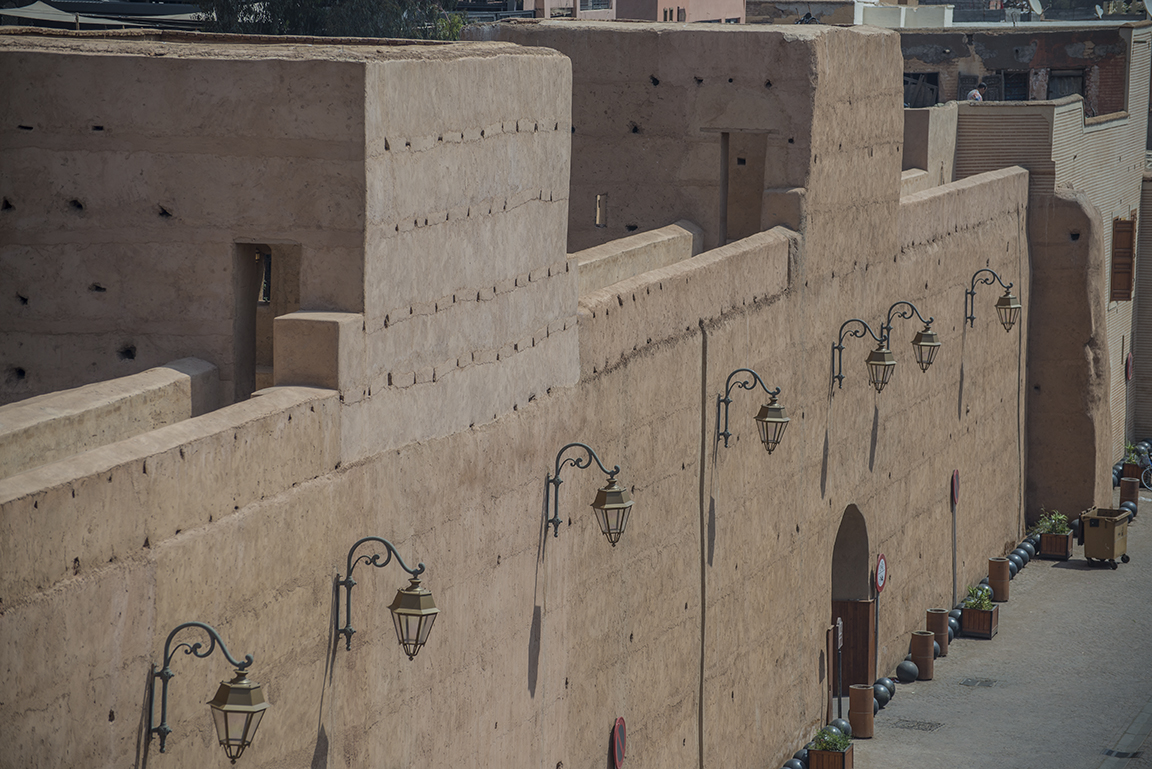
[199,0,465,40]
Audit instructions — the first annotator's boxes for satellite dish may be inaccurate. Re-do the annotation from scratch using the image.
[1095,3,1104,16]
[1028,0,1042,12]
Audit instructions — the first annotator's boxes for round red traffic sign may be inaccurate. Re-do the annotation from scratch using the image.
[612,717,626,768]
[876,553,888,593]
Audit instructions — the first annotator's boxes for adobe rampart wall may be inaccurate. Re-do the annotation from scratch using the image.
[0,357,217,478]
[0,28,1031,769]
[0,34,576,425]
[570,219,703,294]
[902,102,957,187]
[0,165,1030,769]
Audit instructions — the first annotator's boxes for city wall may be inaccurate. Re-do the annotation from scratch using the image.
[1,27,1030,769]
[570,219,702,294]
[0,357,217,478]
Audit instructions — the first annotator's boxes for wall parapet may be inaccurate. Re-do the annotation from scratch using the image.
[570,220,704,295]
[577,228,795,378]
[898,166,1030,251]
[0,358,218,480]
[0,385,340,608]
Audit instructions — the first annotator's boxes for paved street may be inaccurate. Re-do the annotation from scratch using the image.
[854,492,1152,769]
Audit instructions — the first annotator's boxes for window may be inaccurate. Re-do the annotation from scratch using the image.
[1111,216,1136,301]
[677,7,685,20]
[1047,69,1084,100]
[903,73,939,108]
[1001,71,1029,101]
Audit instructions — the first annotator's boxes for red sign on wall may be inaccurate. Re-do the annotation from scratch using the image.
[612,717,626,768]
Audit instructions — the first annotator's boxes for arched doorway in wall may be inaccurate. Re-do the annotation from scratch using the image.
[830,505,875,702]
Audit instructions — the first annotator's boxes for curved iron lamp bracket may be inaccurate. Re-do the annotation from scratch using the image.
[545,442,619,538]
[337,536,426,651]
[882,300,934,340]
[149,621,253,753]
[965,268,1013,327]
[716,367,781,447]
[831,318,883,389]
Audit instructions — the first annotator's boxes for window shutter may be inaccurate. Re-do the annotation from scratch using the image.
[1111,218,1136,302]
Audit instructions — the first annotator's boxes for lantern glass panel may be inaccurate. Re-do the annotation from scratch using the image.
[594,504,632,544]
[207,672,268,762]
[911,328,940,372]
[995,292,1022,332]
[753,401,788,453]
[865,346,896,393]
[591,480,634,546]
[388,579,439,658]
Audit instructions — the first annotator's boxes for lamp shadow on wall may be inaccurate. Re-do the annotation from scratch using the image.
[310,576,341,769]
[868,405,879,473]
[820,429,830,497]
[133,664,153,769]
[956,326,968,421]
[528,481,549,697]
[707,497,716,568]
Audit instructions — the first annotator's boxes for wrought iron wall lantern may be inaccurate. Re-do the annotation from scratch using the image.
[965,268,1022,331]
[337,536,439,659]
[716,368,789,452]
[833,300,941,394]
[545,442,634,546]
[149,621,269,763]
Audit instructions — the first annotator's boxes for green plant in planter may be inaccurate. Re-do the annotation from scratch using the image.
[1125,443,1140,463]
[963,584,993,611]
[1029,508,1070,536]
[811,727,852,752]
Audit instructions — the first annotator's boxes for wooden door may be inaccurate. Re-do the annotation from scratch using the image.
[830,599,876,696]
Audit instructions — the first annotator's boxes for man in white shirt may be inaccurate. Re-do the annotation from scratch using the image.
[967,82,988,101]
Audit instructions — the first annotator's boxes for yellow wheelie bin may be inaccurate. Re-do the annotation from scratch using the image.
[1082,507,1130,570]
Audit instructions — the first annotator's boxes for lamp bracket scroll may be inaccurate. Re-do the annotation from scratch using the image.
[337,536,426,651]
[882,300,934,340]
[148,621,254,754]
[545,442,619,538]
[831,318,884,390]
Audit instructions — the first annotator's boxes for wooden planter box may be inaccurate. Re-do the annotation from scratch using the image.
[809,744,853,769]
[960,604,998,640]
[1037,531,1073,560]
